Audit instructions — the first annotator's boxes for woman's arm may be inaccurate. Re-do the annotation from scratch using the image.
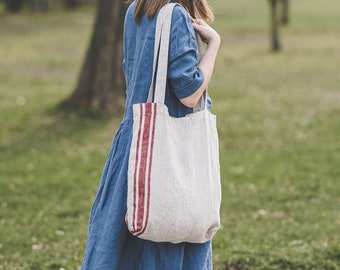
[180,19,220,108]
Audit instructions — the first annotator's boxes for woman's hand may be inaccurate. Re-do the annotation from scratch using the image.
[192,19,220,47]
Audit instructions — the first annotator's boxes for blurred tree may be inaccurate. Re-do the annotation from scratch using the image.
[268,0,280,51]
[281,0,289,25]
[4,0,24,12]
[31,0,51,11]
[268,0,290,51]
[62,0,127,113]
[63,0,82,9]
[3,0,95,12]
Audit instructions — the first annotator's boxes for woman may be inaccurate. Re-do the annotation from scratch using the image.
[81,0,220,269]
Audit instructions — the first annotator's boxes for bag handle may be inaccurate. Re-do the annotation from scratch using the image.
[147,3,175,104]
[147,3,208,112]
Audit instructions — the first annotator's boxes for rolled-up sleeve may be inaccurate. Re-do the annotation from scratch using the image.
[167,6,204,100]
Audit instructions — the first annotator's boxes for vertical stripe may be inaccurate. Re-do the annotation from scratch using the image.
[132,104,144,232]
[136,103,153,232]
[131,103,157,236]
[141,104,153,232]
[137,103,157,236]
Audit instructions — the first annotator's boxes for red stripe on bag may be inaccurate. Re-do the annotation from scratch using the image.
[135,103,153,233]
[132,104,144,232]
[136,103,157,236]
[130,103,157,236]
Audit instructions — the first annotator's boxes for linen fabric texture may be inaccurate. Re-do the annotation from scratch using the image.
[80,1,216,269]
[126,3,221,244]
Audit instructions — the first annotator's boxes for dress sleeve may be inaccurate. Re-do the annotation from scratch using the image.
[167,6,204,100]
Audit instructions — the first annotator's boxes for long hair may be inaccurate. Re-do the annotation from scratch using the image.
[127,0,214,24]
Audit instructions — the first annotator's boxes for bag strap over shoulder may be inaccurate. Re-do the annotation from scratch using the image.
[147,3,208,112]
[147,3,175,104]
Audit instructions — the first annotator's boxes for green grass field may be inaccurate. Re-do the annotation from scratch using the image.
[0,0,339,269]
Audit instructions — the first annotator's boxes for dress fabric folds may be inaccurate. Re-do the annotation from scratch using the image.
[80,1,213,269]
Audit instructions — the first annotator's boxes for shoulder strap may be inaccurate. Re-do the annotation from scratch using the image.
[147,3,176,103]
[147,3,208,112]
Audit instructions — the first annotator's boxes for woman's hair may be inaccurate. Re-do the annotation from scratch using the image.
[127,0,214,24]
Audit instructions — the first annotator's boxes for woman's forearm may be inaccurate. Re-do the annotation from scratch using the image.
[180,40,220,108]
[180,20,220,108]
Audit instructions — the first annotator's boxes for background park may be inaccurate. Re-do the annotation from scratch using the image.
[0,0,339,269]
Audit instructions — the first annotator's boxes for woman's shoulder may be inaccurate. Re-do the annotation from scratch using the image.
[124,1,138,34]
[170,4,194,34]
[126,1,136,19]
[172,4,191,23]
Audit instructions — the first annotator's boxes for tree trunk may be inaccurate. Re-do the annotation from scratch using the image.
[268,0,280,51]
[281,0,289,25]
[63,0,127,113]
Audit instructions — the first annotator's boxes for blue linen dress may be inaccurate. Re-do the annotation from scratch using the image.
[81,1,213,269]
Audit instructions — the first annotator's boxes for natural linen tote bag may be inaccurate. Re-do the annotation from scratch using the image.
[126,3,221,244]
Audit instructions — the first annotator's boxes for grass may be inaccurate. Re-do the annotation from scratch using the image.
[0,0,339,269]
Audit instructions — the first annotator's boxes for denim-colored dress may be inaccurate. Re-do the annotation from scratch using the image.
[81,1,212,269]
